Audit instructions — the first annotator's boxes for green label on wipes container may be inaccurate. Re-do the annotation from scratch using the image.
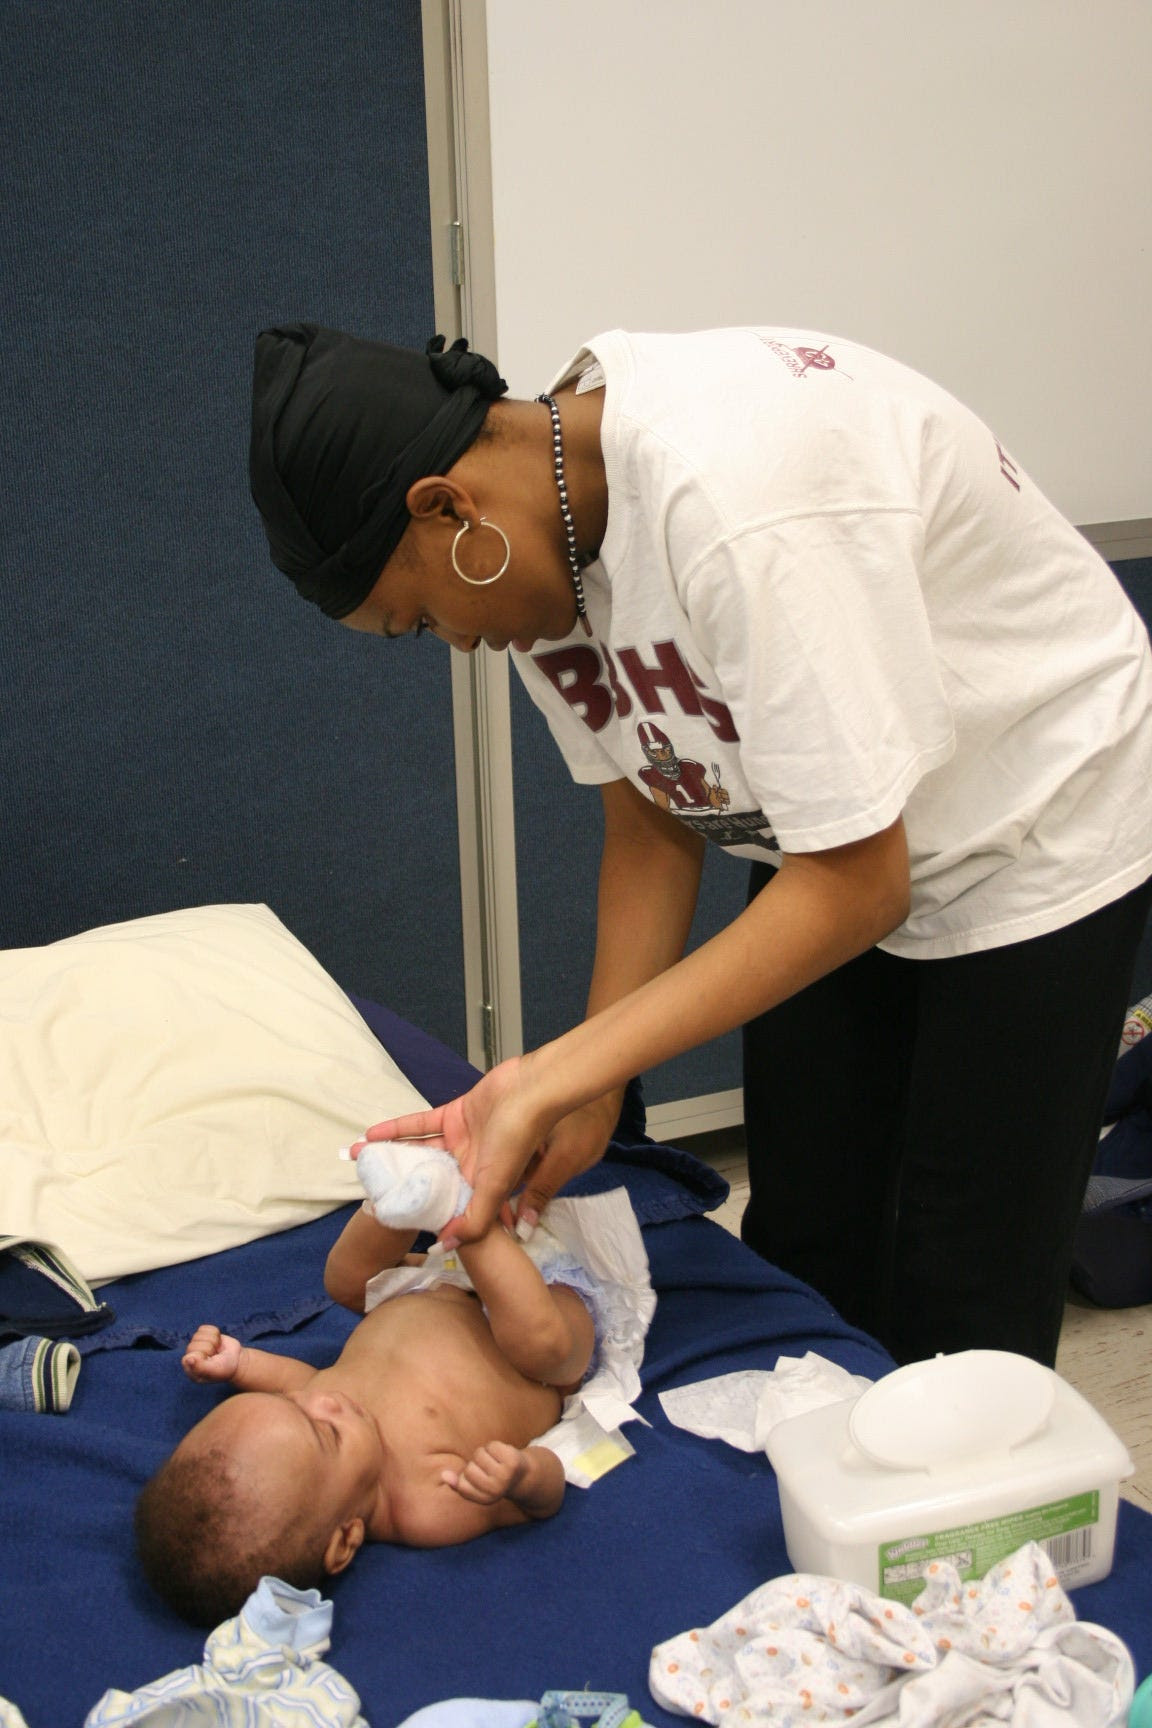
[878,1491,1100,1605]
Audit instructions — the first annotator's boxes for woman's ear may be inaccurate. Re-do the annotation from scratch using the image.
[406,475,473,523]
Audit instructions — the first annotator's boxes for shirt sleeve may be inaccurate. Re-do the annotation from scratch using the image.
[681,508,956,850]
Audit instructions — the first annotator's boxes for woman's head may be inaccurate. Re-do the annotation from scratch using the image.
[249,324,506,620]
[250,324,605,653]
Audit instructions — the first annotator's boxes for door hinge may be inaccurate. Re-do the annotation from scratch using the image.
[450,220,465,287]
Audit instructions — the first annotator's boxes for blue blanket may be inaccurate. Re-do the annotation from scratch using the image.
[1,998,1149,1725]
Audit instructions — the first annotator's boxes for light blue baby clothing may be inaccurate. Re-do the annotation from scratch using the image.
[84,1577,368,1726]
[0,1333,81,1413]
[394,1703,536,1728]
[395,1694,653,1728]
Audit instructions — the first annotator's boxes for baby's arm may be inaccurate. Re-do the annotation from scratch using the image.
[182,1324,314,1394]
[457,1227,595,1389]
[324,1209,420,1312]
[443,1440,565,1521]
[397,1443,565,1545]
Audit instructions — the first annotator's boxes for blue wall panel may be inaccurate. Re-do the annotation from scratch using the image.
[2,2,467,1051]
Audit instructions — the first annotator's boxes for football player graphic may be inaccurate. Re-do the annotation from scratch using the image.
[636,721,731,813]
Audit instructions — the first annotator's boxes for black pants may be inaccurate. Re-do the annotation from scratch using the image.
[741,869,1152,1368]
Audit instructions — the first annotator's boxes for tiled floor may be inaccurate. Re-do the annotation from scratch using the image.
[685,1130,1152,1511]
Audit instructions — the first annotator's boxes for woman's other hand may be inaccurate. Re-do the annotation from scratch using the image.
[357,1053,599,1241]
[512,1087,624,1233]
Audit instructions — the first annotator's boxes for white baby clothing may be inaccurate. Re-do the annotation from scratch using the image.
[649,1541,1133,1727]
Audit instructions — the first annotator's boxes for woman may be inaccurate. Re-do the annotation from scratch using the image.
[250,321,1152,1367]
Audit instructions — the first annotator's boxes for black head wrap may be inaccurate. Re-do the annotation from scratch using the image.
[249,324,508,618]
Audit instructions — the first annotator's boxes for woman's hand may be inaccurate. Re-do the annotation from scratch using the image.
[357,1054,603,1241]
[357,1056,541,1240]
[512,1087,625,1232]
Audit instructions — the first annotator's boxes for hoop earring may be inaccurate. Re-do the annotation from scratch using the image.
[451,517,511,585]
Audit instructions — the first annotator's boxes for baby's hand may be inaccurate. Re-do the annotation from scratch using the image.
[182,1324,244,1383]
[442,1440,526,1505]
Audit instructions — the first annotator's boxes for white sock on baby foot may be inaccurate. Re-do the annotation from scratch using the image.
[355,1142,473,1232]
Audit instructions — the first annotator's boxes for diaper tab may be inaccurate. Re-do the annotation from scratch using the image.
[0,1334,82,1413]
[534,1406,636,1488]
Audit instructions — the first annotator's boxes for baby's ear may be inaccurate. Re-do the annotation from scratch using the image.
[323,1517,365,1576]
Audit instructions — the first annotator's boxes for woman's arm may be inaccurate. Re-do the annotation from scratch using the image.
[513,778,705,1218]
[521,811,910,1126]
[371,814,910,1239]
[587,777,706,1012]
[324,1210,420,1313]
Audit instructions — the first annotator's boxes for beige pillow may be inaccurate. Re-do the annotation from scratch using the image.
[0,903,429,1282]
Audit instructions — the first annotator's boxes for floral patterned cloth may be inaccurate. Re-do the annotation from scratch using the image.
[649,1543,1133,1726]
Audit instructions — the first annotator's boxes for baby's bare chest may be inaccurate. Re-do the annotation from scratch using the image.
[335,1290,561,1456]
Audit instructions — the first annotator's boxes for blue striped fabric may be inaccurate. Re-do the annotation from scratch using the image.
[0,1334,80,1413]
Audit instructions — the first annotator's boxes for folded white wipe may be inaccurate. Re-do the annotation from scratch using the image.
[348,1140,473,1233]
[659,1353,874,1452]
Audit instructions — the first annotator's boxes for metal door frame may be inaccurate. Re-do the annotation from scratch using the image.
[422,0,524,1076]
[421,0,744,1136]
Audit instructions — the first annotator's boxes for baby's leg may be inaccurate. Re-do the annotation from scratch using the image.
[457,1228,595,1389]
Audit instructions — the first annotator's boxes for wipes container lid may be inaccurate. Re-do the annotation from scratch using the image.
[848,1349,1055,1470]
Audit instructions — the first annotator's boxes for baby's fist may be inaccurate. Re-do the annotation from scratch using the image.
[445,1440,526,1505]
[182,1325,244,1383]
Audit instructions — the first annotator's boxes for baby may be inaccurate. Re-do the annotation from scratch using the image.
[134,1202,596,1626]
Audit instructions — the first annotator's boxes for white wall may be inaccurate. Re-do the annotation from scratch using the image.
[483,0,1150,527]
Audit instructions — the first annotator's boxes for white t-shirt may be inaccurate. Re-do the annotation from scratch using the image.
[511,328,1152,959]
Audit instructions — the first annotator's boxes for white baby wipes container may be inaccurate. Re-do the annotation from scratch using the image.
[764,1350,1132,1604]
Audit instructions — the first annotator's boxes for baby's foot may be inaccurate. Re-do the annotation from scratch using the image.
[356,1141,473,1232]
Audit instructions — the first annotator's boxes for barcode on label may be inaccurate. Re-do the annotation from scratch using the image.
[1042,1526,1094,1570]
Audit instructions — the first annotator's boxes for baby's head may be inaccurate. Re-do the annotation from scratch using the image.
[135,1387,384,1624]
